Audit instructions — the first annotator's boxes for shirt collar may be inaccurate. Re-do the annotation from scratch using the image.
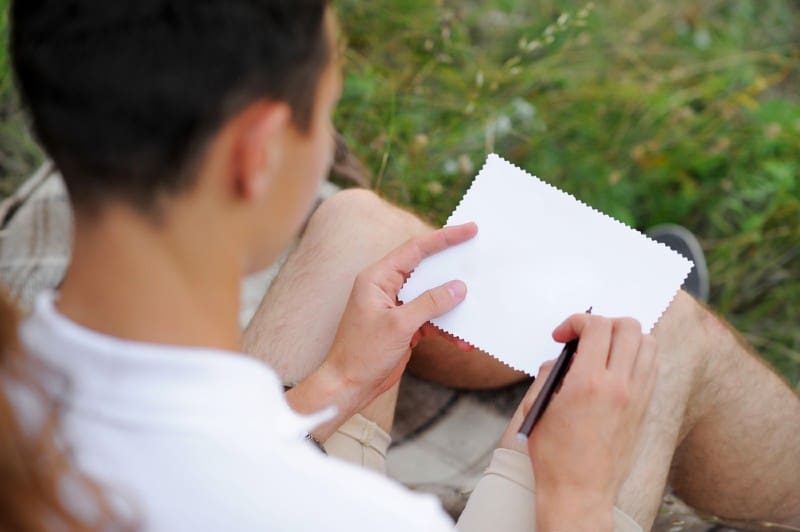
[20,292,320,439]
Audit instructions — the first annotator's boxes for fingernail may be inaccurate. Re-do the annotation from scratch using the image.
[447,280,467,300]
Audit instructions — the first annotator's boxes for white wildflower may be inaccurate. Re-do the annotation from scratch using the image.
[694,28,711,50]
[512,98,536,123]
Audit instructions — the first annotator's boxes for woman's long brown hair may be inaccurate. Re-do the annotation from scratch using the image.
[0,288,120,531]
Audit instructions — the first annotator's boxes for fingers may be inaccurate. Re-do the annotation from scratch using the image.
[514,360,556,429]
[552,313,598,342]
[553,314,650,379]
[607,318,642,374]
[497,360,553,453]
[522,359,556,411]
[552,312,658,404]
[379,223,477,291]
[631,334,658,390]
[560,314,613,376]
[400,280,467,330]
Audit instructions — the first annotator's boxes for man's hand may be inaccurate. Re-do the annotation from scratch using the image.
[287,222,477,441]
[499,314,658,532]
[324,222,477,402]
[534,315,657,530]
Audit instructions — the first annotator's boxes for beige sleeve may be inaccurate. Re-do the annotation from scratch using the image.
[457,448,642,532]
[322,413,391,474]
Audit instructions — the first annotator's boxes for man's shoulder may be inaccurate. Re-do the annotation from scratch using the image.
[17,295,454,531]
[74,423,453,531]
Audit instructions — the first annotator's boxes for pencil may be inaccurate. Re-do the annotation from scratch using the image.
[516,307,592,441]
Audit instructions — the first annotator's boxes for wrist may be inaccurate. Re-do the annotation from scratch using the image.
[535,486,615,532]
[285,360,361,442]
[322,341,385,410]
[317,358,368,412]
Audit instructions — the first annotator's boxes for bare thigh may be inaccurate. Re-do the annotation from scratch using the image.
[615,291,800,530]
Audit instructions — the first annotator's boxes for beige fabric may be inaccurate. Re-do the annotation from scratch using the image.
[323,413,392,474]
[457,448,642,532]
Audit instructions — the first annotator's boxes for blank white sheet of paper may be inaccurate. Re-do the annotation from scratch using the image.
[398,154,693,376]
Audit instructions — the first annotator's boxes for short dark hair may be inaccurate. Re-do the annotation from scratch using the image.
[11,0,331,215]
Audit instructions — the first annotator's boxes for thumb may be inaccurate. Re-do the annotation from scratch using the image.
[399,280,467,330]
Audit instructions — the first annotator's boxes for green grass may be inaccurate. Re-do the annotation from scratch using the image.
[0,1,798,382]
[0,0,43,197]
[334,0,800,383]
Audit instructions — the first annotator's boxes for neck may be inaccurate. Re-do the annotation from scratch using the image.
[58,205,243,352]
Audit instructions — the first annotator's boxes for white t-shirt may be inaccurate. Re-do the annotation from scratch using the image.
[20,293,455,531]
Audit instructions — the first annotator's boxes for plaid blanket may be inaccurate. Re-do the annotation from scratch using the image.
[0,162,72,310]
[0,163,333,327]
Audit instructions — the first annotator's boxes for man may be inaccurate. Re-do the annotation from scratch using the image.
[11,1,800,530]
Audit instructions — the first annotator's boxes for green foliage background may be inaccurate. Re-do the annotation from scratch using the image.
[0,0,42,197]
[1,1,798,382]
[334,0,800,383]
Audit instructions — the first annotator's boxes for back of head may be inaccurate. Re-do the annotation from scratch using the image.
[11,0,331,216]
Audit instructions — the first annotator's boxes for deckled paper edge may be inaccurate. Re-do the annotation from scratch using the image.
[479,154,694,336]
[426,321,526,374]
[401,153,694,375]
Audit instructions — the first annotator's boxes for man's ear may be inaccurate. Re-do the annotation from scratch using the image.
[232,101,291,201]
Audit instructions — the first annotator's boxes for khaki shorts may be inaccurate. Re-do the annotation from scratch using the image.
[325,413,642,532]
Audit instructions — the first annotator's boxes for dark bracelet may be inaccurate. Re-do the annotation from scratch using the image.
[305,433,327,455]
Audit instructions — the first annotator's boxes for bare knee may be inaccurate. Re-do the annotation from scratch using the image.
[660,290,762,425]
[315,188,381,217]
[308,189,429,242]
[652,291,712,387]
